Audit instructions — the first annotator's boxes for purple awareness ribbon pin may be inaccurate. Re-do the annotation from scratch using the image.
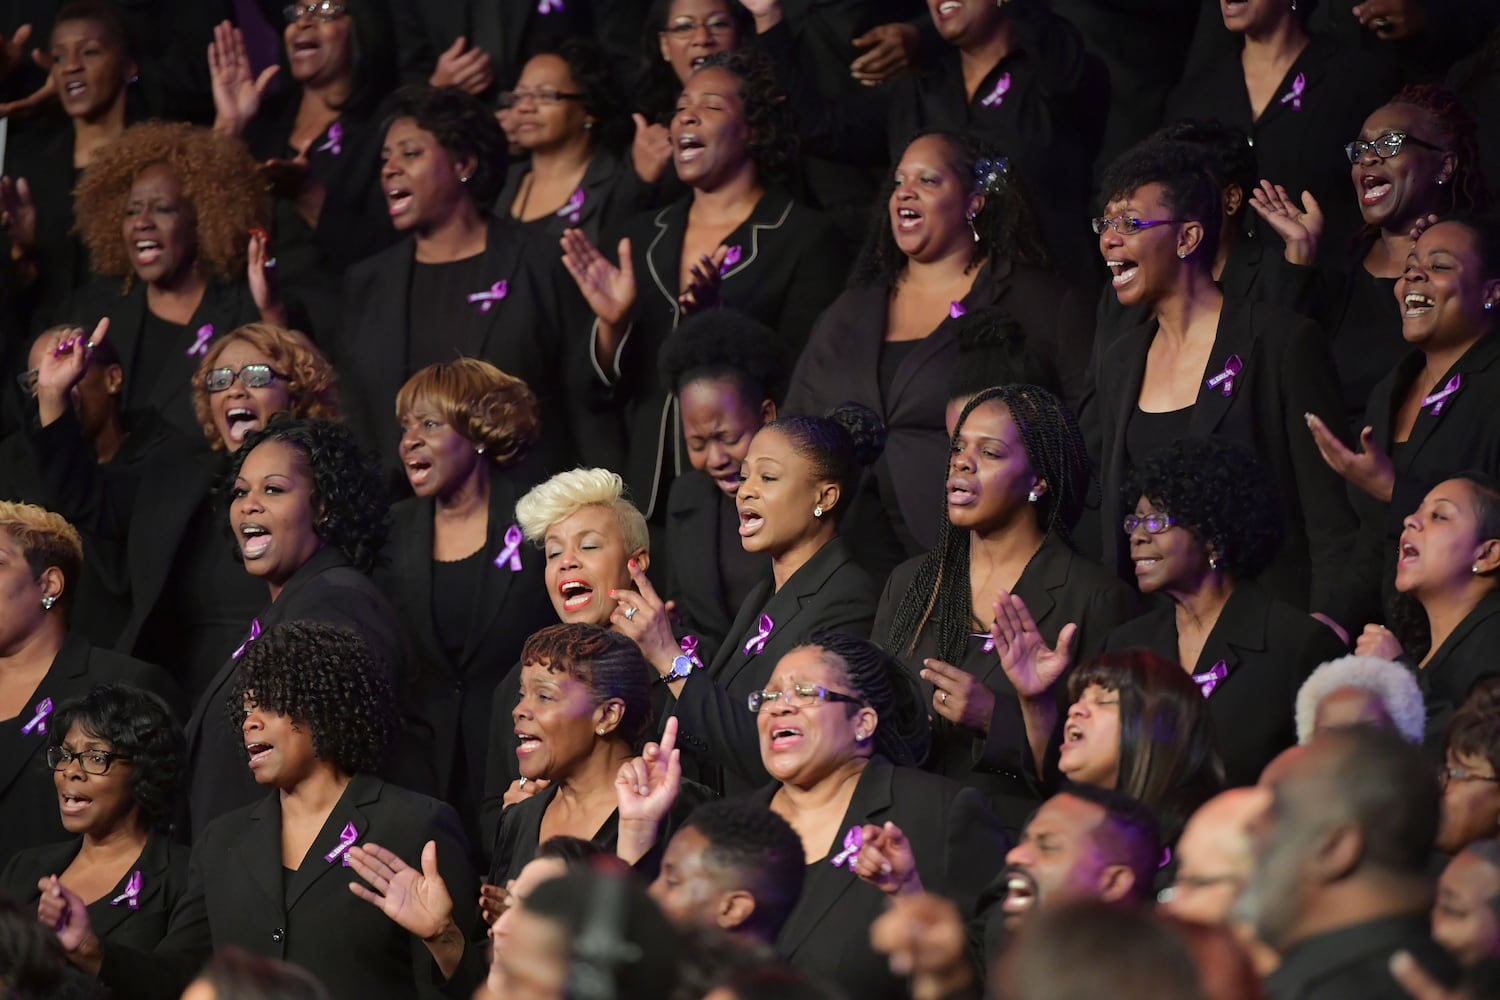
[20,697,52,735]
[719,245,743,276]
[949,301,966,319]
[556,187,585,225]
[1279,72,1306,111]
[680,635,703,669]
[315,123,343,156]
[971,631,996,653]
[538,0,563,11]
[232,619,262,660]
[830,826,863,869]
[979,72,1011,108]
[1192,660,1228,698]
[493,524,524,571]
[110,871,143,910]
[743,614,773,655]
[185,324,213,357]
[467,280,508,313]
[1422,375,1462,416]
[1205,354,1243,397]
[324,822,358,866]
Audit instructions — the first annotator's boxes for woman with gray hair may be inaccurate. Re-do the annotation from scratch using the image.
[1294,655,1426,745]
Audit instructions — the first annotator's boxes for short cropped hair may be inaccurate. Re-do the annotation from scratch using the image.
[1294,655,1425,745]
[682,800,806,939]
[520,624,654,747]
[0,502,83,616]
[1057,783,1163,903]
[515,468,649,554]
[395,358,540,468]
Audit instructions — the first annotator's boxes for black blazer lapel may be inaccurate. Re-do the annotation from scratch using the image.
[1427,592,1500,676]
[286,774,379,910]
[708,579,775,693]
[1188,300,1259,438]
[89,833,175,937]
[232,793,287,914]
[644,202,687,320]
[468,219,529,360]
[1099,324,1151,565]
[1197,582,1272,685]
[0,635,92,796]
[1399,333,1500,462]
[458,471,529,670]
[392,497,446,673]
[717,190,794,283]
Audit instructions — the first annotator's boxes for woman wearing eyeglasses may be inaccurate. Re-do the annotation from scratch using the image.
[0,503,176,867]
[1437,706,1500,856]
[30,322,339,700]
[1084,138,1357,625]
[1,685,187,951]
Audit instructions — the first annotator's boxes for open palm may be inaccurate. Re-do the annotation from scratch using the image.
[990,592,1074,699]
[560,230,636,328]
[348,840,452,941]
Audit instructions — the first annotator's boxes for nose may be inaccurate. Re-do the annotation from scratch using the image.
[400,424,421,453]
[1004,842,1033,868]
[704,441,731,472]
[1403,510,1422,534]
[1066,700,1087,720]
[1098,224,1123,252]
[237,486,263,515]
[676,104,700,128]
[556,545,580,571]
[691,21,715,44]
[950,444,974,474]
[242,709,262,739]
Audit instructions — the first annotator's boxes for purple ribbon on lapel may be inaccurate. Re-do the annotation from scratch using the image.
[538,0,563,11]
[232,619,262,660]
[185,324,213,357]
[1204,354,1243,397]
[719,245,742,276]
[1159,846,1173,870]
[556,187,585,225]
[1279,72,1306,111]
[110,871,143,910]
[830,826,863,869]
[1192,660,1228,698]
[949,301,966,319]
[971,631,996,653]
[324,821,358,866]
[493,524,523,571]
[979,72,1012,108]
[467,280,508,313]
[20,697,52,735]
[1422,375,1462,416]
[743,614,773,655]
[680,635,703,669]
[315,122,343,156]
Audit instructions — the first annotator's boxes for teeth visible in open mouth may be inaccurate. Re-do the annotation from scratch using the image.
[65,81,85,94]
[1107,261,1140,287]
[1065,724,1083,742]
[1400,541,1418,559]
[246,742,273,765]
[690,56,708,68]
[559,581,592,611]
[938,0,962,13]
[1403,293,1435,316]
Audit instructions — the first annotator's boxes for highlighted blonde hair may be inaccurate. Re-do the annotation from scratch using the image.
[515,468,648,554]
[191,324,339,451]
[0,502,83,615]
[395,359,540,467]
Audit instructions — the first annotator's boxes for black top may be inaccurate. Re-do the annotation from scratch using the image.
[1322,258,1405,430]
[716,493,763,619]
[496,149,647,247]
[430,550,485,668]
[1126,406,1192,473]
[407,253,490,374]
[1264,913,1457,1000]
[1415,590,1500,746]
[133,312,193,411]
[877,339,921,401]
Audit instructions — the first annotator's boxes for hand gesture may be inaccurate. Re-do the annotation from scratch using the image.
[678,248,727,316]
[990,592,1075,700]
[616,716,682,829]
[0,34,56,120]
[1355,623,1405,660]
[560,229,637,329]
[1408,213,1441,244]
[869,893,974,1000]
[737,0,782,18]
[1390,950,1458,1000]
[609,559,680,675]
[1248,180,1323,266]
[208,21,278,136]
[501,776,548,809]
[920,659,996,735]
[261,149,311,199]
[1353,0,1425,40]
[246,228,286,326]
[631,113,673,185]
[35,318,108,423]
[0,24,33,83]
[1305,413,1395,502]
[348,839,453,941]
[36,875,97,955]
[850,23,919,85]
[479,881,510,926]
[429,36,493,96]
[853,821,922,896]
[0,175,37,251]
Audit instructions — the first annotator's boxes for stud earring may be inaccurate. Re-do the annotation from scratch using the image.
[1437,178,1446,186]
[1209,555,1222,571]
[476,445,486,455]
[584,122,594,130]
[460,175,470,184]
[41,595,56,611]
[1027,490,1039,503]
[1177,249,1188,259]
[596,727,605,735]
[813,505,824,518]
[1486,302,1494,311]
[1475,564,1483,574]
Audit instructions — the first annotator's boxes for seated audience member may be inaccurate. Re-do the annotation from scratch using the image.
[1433,841,1500,969]
[375,358,554,836]
[485,835,612,930]
[1236,728,1459,999]
[1294,655,1426,745]
[1100,438,1349,786]
[657,308,780,661]
[644,799,805,946]
[39,621,478,1000]
[179,948,329,1000]
[0,685,187,952]
[0,502,176,867]
[1438,708,1500,857]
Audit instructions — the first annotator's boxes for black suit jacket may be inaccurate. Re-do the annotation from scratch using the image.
[374,466,555,809]
[873,536,1141,830]
[0,833,190,950]
[1103,580,1347,787]
[1265,913,1459,1000]
[97,774,479,1000]
[671,536,878,797]
[184,547,405,838]
[0,635,177,867]
[1417,591,1500,746]
[1083,296,1358,616]
[750,758,1008,1000]
[496,149,647,248]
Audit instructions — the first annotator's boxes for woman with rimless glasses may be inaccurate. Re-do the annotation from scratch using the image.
[0,684,188,952]
[29,322,338,702]
[1082,138,1356,630]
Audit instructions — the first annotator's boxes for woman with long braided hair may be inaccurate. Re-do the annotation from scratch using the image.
[873,382,1138,829]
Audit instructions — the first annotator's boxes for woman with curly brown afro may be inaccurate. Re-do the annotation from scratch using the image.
[62,120,285,440]
[39,620,479,1000]
[374,358,556,839]
[31,322,341,702]
[559,47,846,524]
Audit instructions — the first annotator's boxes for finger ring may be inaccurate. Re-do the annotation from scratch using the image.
[939,691,949,705]
[1372,16,1392,29]
[518,777,528,787]
[624,606,637,621]
[263,257,277,269]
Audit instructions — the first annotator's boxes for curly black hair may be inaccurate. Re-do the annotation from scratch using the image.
[384,84,508,207]
[224,414,389,574]
[1129,437,1283,580]
[851,128,1052,289]
[520,623,655,748]
[1098,139,1221,275]
[945,308,1062,399]
[801,628,930,767]
[47,685,184,834]
[226,620,398,776]
[883,385,1092,664]
[682,799,805,939]
[526,37,632,156]
[636,0,753,122]
[658,307,787,403]
[762,403,885,524]
[1150,120,1256,207]
[690,49,796,184]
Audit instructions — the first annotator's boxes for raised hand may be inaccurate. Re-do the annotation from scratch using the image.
[429,36,493,96]
[246,228,287,326]
[853,821,922,896]
[616,716,682,829]
[630,113,673,185]
[208,20,278,136]
[610,559,680,677]
[35,318,108,426]
[501,776,548,809]
[850,23,919,85]
[1248,180,1323,266]
[1305,414,1395,502]
[920,659,996,735]
[36,875,100,963]
[678,248,727,316]
[0,24,33,83]
[348,839,453,941]
[560,229,637,330]
[990,592,1075,700]
[869,893,974,1000]
[1355,623,1405,660]
[0,175,37,251]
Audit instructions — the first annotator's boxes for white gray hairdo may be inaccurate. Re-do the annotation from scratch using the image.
[1294,655,1425,746]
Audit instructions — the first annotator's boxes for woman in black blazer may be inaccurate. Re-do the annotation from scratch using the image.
[1084,139,1358,620]
[1,685,188,952]
[374,359,555,837]
[559,48,846,522]
[1100,439,1347,787]
[0,502,177,867]
[786,130,1094,577]
[614,406,884,796]
[876,385,1139,829]
[40,621,479,1000]
[183,417,405,838]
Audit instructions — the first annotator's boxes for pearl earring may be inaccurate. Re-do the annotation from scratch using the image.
[1177,249,1188,259]
[1474,564,1483,574]
[1027,490,1039,503]
[1209,555,1222,571]
[813,505,824,518]
[476,445,486,455]
[596,727,605,735]
[968,217,980,244]
[1486,302,1494,311]
[40,595,56,611]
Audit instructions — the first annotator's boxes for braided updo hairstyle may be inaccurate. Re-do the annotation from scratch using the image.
[801,628,930,767]
[882,385,1091,664]
[761,402,886,524]
[1387,84,1490,219]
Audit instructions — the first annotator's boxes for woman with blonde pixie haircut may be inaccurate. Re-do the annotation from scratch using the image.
[1294,655,1425,745]
[374,359,553,840]
[0,501,176,867]
[190,324,337,451]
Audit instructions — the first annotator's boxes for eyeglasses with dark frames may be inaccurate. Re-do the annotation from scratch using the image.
[497,88,585,109]
[204,364,287,393]
[1091,216,1180,236]
[1344,130,1445,165]
[663,15,737,37]
[1439,764,1500,789]
[47,747,133,774]
[747,683,866,714]
[283,1,347,23]
[1123,513,1178,535]
[1156,872,1245,904]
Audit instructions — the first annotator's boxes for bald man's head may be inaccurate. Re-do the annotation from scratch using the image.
[1162,788,1261,925]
